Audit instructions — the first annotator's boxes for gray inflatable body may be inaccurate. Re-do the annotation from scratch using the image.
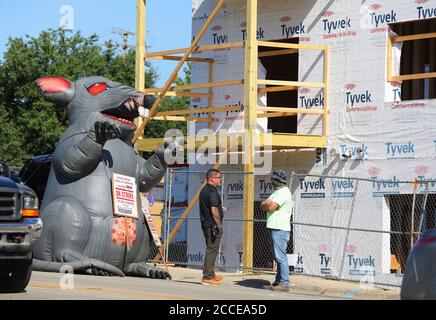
[32,76,171,278]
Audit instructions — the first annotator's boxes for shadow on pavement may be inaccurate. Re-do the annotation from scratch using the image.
[233,279,271,289]
[173,279,203,285]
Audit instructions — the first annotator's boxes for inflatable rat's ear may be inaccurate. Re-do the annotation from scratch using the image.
[35,77,75,106]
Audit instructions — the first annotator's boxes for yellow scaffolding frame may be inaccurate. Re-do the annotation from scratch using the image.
[387,31,436,82]
[134,0,329,272]
[133,1,329,148]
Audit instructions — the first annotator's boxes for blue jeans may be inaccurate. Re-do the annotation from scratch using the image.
[268,228,290,286]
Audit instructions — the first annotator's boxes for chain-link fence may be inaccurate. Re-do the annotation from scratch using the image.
[146,169,275,272]
[146,169,435,287]
[290,173,436,287]
[144,178,166,263]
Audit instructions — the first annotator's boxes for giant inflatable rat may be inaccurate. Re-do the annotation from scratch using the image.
[32,76,172,278]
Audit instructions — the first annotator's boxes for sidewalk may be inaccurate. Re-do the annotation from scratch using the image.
[163,266,400,300]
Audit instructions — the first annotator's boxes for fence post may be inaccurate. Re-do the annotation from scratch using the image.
[339,179,359,279]
[161,167,170,263]
[418,181,429,234]
[289,172,296,275]
[411,178,418,247]
[218,173,225,268]
[290,172,296,253]
[165,169,174,265]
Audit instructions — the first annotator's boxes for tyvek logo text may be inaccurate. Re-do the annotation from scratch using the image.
[213,33,228,44]
[293,253,304,274]
[299,94,324,108]
[348,255,375,276]
[371,176,400,197]
[241,27,265,40]
[224,101,243,116]
[331,179,355,198]
[212,26,228,44]
[320,253,331,275]
[300,178,326,198]
[385,142,415,160]
[392,87,402,102]
[339,144,369,158]
[280,16,306,38]
[346,90,372,106]
[417,5,436,19]
[259,179,274,199]
[371,10,397,27]
[323,17,351,33]
[344,85,377,112]
[322,13,356,39]
[226,180,243,200]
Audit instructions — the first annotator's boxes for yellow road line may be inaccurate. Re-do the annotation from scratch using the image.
[29,281,191,300]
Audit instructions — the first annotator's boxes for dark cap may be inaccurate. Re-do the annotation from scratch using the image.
[271,170,287,184]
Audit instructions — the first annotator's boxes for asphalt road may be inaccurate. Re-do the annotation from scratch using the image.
[0,271,341,300]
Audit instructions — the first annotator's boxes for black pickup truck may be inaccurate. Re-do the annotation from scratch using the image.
[0,162,42,293]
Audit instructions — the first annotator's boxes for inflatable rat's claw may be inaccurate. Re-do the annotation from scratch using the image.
[158,270,171,280]
[148,269,155,278]
[89,267,113,277]
[151,269,171,280]
[149,268,171,280]
[124,262,171,280]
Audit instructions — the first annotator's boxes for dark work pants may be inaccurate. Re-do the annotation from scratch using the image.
[202,226,223,280]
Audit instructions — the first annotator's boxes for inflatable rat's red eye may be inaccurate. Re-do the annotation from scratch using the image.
[87,83,108,95]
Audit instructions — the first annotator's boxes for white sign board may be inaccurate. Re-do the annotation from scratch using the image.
[112,173,138,219]
[140,193,162,247]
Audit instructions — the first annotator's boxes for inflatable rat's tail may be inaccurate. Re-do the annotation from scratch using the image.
[32,259,125,277]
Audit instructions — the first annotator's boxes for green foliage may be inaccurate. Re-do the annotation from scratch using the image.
[0,28,189,166]
[0,105,27,164]
[143,64,191,138]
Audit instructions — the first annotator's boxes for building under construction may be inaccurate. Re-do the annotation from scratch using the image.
[133,0,436,286]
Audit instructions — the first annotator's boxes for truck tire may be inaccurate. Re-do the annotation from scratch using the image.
[0,259,32,293]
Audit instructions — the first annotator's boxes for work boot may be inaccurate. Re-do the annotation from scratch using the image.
[270,283,289,292]
[201,278,222,285]
[262,281,279,290]
[214,275,223,281]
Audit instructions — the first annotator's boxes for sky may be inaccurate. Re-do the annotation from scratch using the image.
[0,0,193,87]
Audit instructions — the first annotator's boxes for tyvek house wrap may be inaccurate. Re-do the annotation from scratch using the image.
[185,0,436,283]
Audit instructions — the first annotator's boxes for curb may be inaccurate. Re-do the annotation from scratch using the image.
[167,267,400,300]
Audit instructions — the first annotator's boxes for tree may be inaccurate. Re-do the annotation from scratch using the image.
[143,64,190,138]
[0,105,27,164]
[0,28,188,166]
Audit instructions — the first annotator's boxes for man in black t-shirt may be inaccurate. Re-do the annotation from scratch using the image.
[199,169,227,285]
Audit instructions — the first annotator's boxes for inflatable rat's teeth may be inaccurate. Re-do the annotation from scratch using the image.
[138,107,149,118]
[123,99,136,112]
[129,100,135,111]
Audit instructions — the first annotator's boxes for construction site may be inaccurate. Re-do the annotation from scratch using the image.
[131,0,436,289]
[1,0,436,301]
